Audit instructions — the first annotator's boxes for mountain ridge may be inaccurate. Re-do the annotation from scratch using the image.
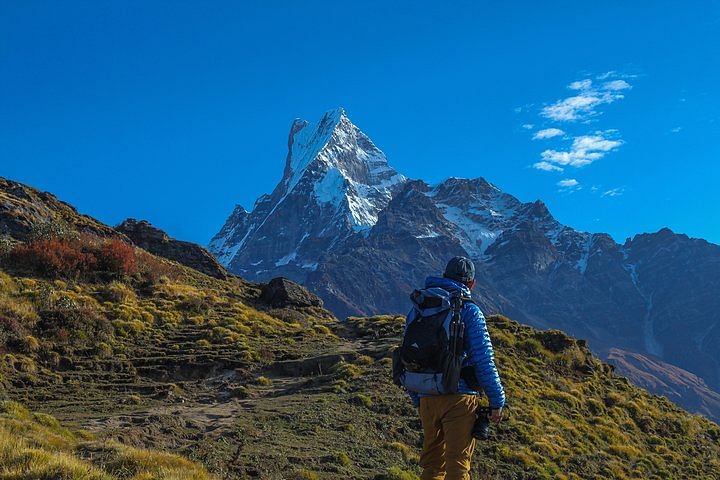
[210,109,720,422]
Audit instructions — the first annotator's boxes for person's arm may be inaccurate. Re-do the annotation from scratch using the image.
[464,304,506,411]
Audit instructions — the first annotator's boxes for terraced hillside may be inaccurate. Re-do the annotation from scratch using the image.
[0,400,213,480]
[1,260,720,479]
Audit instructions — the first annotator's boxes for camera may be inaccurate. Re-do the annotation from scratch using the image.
[472,406,493,440]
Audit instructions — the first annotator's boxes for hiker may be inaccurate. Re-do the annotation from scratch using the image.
[393,256,505,480]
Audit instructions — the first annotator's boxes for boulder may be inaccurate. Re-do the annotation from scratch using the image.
[259,277,323,308]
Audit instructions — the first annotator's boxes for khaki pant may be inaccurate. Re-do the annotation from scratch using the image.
[418,394,478,480]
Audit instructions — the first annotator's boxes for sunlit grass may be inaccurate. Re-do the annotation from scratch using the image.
[0,401,213,480]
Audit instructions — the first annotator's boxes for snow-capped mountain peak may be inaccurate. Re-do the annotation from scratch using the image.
[209,108,406,277]
[280,107,404,195]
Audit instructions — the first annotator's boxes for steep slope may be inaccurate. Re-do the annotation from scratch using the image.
[2,265,719,479]
[117,218,228,280]
[210,109,720,422]
[621,229,720,389]
[608,348,720,422]
[0,177,123,242]
[209,107,406,283]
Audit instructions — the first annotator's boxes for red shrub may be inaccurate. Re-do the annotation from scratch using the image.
[10,239,96,278]
[97,239,137,277]
[8,236,137,280]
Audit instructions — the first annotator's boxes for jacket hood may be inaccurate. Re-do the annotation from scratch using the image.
[424,276,472,297]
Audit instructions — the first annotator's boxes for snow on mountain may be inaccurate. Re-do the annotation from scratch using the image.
[209,108,406,279]
[426,177,524,257]
[210,108,600,280]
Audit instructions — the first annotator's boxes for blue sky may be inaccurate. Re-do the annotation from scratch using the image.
[2,1,719,245]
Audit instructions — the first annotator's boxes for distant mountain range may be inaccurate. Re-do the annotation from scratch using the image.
[210,108,720,421]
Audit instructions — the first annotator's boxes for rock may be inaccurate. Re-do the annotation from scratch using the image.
[270,353,354,376]
[259,277,323,309]
[537,330,575,353]
[116,218,228,280]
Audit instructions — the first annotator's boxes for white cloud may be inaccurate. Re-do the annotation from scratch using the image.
[541,94,605,121]
[597,71,638,80]
[540,77,631,122]
[569,79,593,91]
[539,132,623,168]
[603,80,631,91]
[514,103,535,113]
[533,161,564,172]
[671,126,683,133]
[596,71,617,80]
[530,72,633,179]
[522,123,535,129]
[557,179,579,187]
[602,187,624,197]
[533,128,565,140]
[573,134,623,152]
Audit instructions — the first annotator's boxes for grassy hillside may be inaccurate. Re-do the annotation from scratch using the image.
[0,208,718,478]
[338,315,720,479]
[1,251,719,478]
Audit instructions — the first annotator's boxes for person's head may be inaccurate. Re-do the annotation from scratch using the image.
[443,256,476,289]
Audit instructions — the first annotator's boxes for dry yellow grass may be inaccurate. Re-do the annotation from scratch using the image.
[0,401,214,480]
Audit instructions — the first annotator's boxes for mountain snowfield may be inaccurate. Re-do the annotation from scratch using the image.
[210,108,720,422]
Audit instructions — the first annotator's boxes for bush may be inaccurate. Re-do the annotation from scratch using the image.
[337,451,351,467]
[99,281,136,303]
[36,305,112,349]
[10,239,96,278]
[96,239,136,277]
[29,220,76,242]
[0,236,13,257]
[333,361,363,380]
[388,442,419,462]
[8,236,136,280]
[351,393,373,409]
[228,385,249,399]
[356,354,375,365]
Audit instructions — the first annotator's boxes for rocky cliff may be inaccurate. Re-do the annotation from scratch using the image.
[117,218,228,279]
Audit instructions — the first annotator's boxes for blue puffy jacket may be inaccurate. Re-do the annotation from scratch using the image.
[405,276,506,409]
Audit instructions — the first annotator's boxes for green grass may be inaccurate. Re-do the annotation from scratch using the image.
[2,252,720,479]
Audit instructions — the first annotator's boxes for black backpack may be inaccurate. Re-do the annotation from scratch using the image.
[392,287,471,395]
